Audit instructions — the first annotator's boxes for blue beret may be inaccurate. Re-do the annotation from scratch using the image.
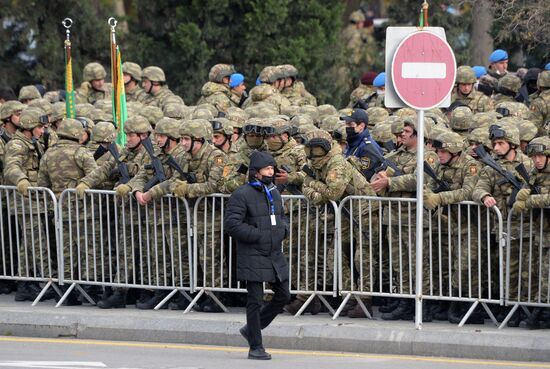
[489,49,508,63]
[373,72,386,87]
[545,63,550,71]
[472,66,487,78]
[229,73,244,88]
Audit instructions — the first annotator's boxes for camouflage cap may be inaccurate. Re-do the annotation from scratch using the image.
[155,117,181,139]
[278,64,298,79]
[124,115,152,134]
[28,98,52,115]
[92,121,116,143]
[537,70,550,88]
[142,66,166,83]
[516,119,538,142]
[18,85,41,101]
[83,62,107,81]
[19,107,46,129]
[139,105,163,126]
[163,103,189,119]
[526,136,550,156]
[51,102,66,121]
[211,117,233,136]
[432,131,465,154]
[366,107,389,126]
[349,10,366,23]
[450,106,473,131]
[225,107,249,128]
[208,64,236,83]
[498,74,521,94]
[57,118,85,140]
[75,103,95,118]
[258,66,281,84]
[456,66,476,84]
[181,119,212,139]
[0,100,25,120]
[122,61,142,81]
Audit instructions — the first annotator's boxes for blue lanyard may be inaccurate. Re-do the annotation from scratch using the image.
[249,181,276,215]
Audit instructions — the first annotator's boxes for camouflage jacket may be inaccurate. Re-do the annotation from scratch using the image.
[281,82,317,107]
[429,152,480,205]
[0,129,14,184]
[80,145,147,189]
[75,82,112,105]
[143,87,175,110]
[37,139,98,198]
[242,84,290,112]
[269,138,307,193]
[525,164,550,209]
[4,131,44,186]
[197,82,235,112]
[125,85,147,103]
[386,146,439,197]
[530,89,550,136]
[451,88,493,113]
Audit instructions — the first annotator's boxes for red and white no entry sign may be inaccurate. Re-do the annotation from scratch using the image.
[391,30,456,110]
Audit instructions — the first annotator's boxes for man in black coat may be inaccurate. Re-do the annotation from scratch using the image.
[224,150,290,360]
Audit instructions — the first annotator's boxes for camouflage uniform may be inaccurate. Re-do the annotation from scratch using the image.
[493,74,522,105]
[122,62,147,103]
[451,66,493,113]
[530,71,550,136]
[76,62,112,104]
[141,66,176,110]
[242,67,290,112]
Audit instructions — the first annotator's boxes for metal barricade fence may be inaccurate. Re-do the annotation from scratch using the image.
[502,207,550,328]
[190,194,339,316]
[57,189,193,309]
[0,185,60,305]
[335,196,505,326]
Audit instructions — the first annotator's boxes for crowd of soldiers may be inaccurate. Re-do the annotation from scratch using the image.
[0,46,549,329]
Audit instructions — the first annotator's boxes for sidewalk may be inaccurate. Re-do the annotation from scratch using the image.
[0,294,548,362]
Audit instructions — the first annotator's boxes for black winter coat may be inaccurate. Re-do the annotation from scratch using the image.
[224,182,289,283]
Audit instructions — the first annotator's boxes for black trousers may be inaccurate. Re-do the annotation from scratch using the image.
[245,279,290,349]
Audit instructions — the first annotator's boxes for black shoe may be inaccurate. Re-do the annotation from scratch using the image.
[136,290,168,310]
[97,291,126,309]
[239,325,249,344]
[507,310,521,328]
[248,347,271,360]
[201,297,224,313]
[14,282,38,302]
[169,294,191,310]
[448,302,465,324]
[381,299,413,320]
[137,290,154,305]
[422,302,433,323]
[378,299,399,313]
[519,308,542,330]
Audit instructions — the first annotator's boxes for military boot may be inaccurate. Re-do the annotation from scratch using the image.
[381,299,414,320]
[169,293,191,310]
[136,290,169,310]
[448,301,465,324]
[347,298,373,318]
[14,282,38,302]
[422,301,433,323]
[519,308,542,330]
[201,295,224,313]
[433,301,449,321]
[378,298,399,313]
[97,291,126,309]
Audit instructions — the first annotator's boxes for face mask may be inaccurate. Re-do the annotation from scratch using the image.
[376,89,384,96]
[259,175,274,186]
[266,137,285,152]
[245,135,263,149]
[346,127,358,139]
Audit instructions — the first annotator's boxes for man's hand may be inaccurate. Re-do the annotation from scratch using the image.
[115,184,132,198]
[424,192,441,210]
[370,175,389,193]
[135,191,152,206]
[512,199,527,213]
[173,180,189,198]
[516,188,531,202]
[76,182,90,199]
[275,169,289,185]
[482,195,497,208]
[16,179,30,196]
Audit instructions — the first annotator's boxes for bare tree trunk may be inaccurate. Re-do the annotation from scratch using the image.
[114,0,128,33]
[469,0,493,66]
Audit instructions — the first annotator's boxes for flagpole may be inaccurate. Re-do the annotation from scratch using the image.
[62,18,76,118]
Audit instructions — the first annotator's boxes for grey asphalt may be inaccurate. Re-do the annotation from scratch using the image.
[0,293,549,364]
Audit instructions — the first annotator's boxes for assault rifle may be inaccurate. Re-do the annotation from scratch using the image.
[363,140,403,176]
[107,143,130,184]
[141,137,166,191]
[423,161,451,193]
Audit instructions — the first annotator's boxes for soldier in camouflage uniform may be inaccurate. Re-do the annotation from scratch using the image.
[171,119,226,312]
[243,67,290,112]
[449,106,473,140]
[38,118,97,304]
[370,117,439,321]
[197,64,237,112]
[511,137,550,329]
[423,131,483,323]
[530,70,550,136]
[278,65,317,106]
[0,101,25,181]
[211,117,234,154]
[472,124,533,326]
[123,62,147,103]
[451,66,493,113]
[76,115,153,309]
[76,63,112,105]
[4,108,49,301]
[493,74,522,105]
[141,66,176,110]
[118,118,187,309]
[18,85,41,104]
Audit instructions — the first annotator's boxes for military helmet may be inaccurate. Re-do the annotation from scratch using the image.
[526,136,550,156]
[155,117,181,139]
[57,118,85,140]
[51,102,65,122]
[28,98,52,115]
[517,119,538,142]
[537,70,550,88]
[181,119,212,139]
[124,115,152,134]
[468,127,491,147]
[122,62,142,81]
[76,116,94,132]
[75,103,95,118]
[93,99,112,114]
[290,114,314,127]
[279,64,298,79]
[191,108,214,120]
[258,66,281,84]
[19,107,47,129]
[497,74,521,94]
[208,64,236,83]
[92,121,116,143]
[87,108,110,123]
[196,103,218,117]
[489,124,520,146]
[225,107,248,128]
[280,104,301,117]
[264,117,292,136]
[83,62,107,82]
[163,103,188,119]
[317,104,337,119]
[0,100,25,120]
[318,115,341,133]
[432,131,465,154]
[470,111,499,130]
[163,94,185,106]
[389,116,405,135]
[211,117,233,136]
[395,107,416,119]
[371,121,394,144]
[139,105,163,126]
[349,10,366,23]
[18,85,41,101]
[450,106,473,131]
[366,107,389,126]
[245,102,278,118]
[304,129,332,153]
[141,66,166,83]
[456,66,477,84]
[298,105,319,124]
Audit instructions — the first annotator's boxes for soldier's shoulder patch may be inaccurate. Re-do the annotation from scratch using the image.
[214,156,224,166]
[426,156,435,165]
[222,165,231,178]
[359,156,370,168]
[328,171,337,181]
[469,164,478,176]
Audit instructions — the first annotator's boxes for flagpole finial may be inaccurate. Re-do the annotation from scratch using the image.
[62,18,73,29]
[108,17,118,31]
[422,0,429,8]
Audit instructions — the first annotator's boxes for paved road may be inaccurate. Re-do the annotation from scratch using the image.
[0,336,546,369]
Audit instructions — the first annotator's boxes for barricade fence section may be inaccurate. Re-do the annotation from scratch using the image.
[335,196,505,325]
[0,185,60,305]
[58,189,193,308]
[191,194,339,315]
[502,207,550,328]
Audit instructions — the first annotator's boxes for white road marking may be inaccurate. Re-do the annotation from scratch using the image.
[0,362,107,369]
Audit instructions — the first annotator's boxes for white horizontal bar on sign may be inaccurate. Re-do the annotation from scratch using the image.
[401,62,446,79]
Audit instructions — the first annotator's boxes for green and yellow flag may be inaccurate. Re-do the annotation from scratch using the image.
[110,19,127,147]
[63,19,76,118]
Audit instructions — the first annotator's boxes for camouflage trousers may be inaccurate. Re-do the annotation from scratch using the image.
[1,207,19,278]
[17,211,52,279]
[196,209,224,289]
[350,213,381,293]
